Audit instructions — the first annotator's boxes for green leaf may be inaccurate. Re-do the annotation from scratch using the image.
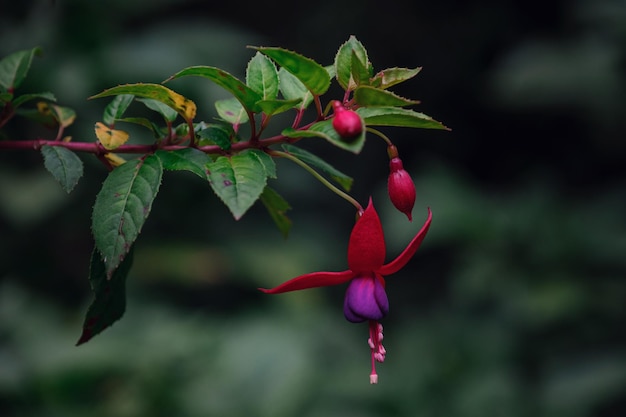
[91,155,163,277]
[260,186,292,238]
[207,150,269,220]
[0,46,42,91]
[350,51,373,89]
[281,144,353,191]
[215,97,249,126]
[48,104,76,128]
[166,66,262,113]
[357,106,449,130]
[246,52,279,100]
[138,97,178,122]
[253,46,330,95]
[76,247,134,346]
[40,145,84,193]
[247,148,276,178]
[155,148,211,180]
[14,106,57,127]
[334,36,369,91]
[197,124,232,150]
[256,98,302,116]
[371,67,422,89]
[0,92,13,103]
[12,91,56,109]
[282,119,366,154]
[354,85,420,107]
[278,68,313,111]
[103,94,134,126]
[90,83,196,122]
[116,117,164,137]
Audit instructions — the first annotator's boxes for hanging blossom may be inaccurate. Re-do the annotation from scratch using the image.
[259,197,432,384]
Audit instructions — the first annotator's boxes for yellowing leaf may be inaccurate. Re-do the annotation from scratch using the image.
[37,101,51,115]
[95,122,130,150]
[104,152,127,167]
[170,91,196,120]
[90,83,197,122]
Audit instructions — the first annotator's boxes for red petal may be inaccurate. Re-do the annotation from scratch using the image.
[348,197,386,273]
[378,207,432,276]
[258,270,354,294]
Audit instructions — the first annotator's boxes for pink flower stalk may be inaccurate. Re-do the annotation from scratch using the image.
[259,197,432,383]
[388,157,416,221]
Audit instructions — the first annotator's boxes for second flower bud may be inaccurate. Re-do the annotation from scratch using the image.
[388,156,416,221]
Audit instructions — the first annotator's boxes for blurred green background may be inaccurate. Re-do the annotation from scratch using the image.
[1,0,625,416]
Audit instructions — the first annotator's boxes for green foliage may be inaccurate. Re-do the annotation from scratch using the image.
[253,46,332,96]
[91,155,163,278]
[165,66,262,113]
[206,149,276,220]
[0,46,42,90]
[76,248,135,345]
[40,145,84,193]
[0,36,448,344]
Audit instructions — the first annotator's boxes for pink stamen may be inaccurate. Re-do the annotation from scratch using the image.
[368,320,386,384]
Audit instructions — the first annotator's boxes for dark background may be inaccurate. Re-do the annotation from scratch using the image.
[1,1,625,416]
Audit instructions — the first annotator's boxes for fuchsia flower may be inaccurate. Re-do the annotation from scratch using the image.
[259,197,432,383]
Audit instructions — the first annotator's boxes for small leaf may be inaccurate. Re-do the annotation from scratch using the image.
[371,67,422,89]
[282,119,366,154]
[166,66,262,113]
[103,94,134,126]
[116,117,164,137]
[215,97,249,126]
[278,68,313,111]
[91,155,163,277]
[155,148,211,179]
[104,153,127,167]
[138,97,178,122]
[354,86,420,107]
[350,51,372,89]
[253,46,330,95]
[281,144,353,191]
[207,150,269,220]
[246,52,279,100]
[256,98,302,116]
[14,103,56,127]
[76,247,134,346]
[0,92,13,103]
[260,186,292,238]
[95,121,130,150]
[334,36,369,91]
[41,145,84,193]
[12,91,56,109]
[90,83,196,122]
[48,104,76,128]
[0,46,42,91]
[197,124,232,150]
[357,106,449,130]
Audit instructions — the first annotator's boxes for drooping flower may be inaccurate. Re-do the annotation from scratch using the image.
[259,197,432,383]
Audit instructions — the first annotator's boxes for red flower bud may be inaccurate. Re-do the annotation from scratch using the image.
[388,157,416,221]
[331,100,363,139]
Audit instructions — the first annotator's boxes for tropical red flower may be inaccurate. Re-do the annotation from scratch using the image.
[259,197,432,383]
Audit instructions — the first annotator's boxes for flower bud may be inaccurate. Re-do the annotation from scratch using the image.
[388,157,416,221]
[331,100,363,139]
